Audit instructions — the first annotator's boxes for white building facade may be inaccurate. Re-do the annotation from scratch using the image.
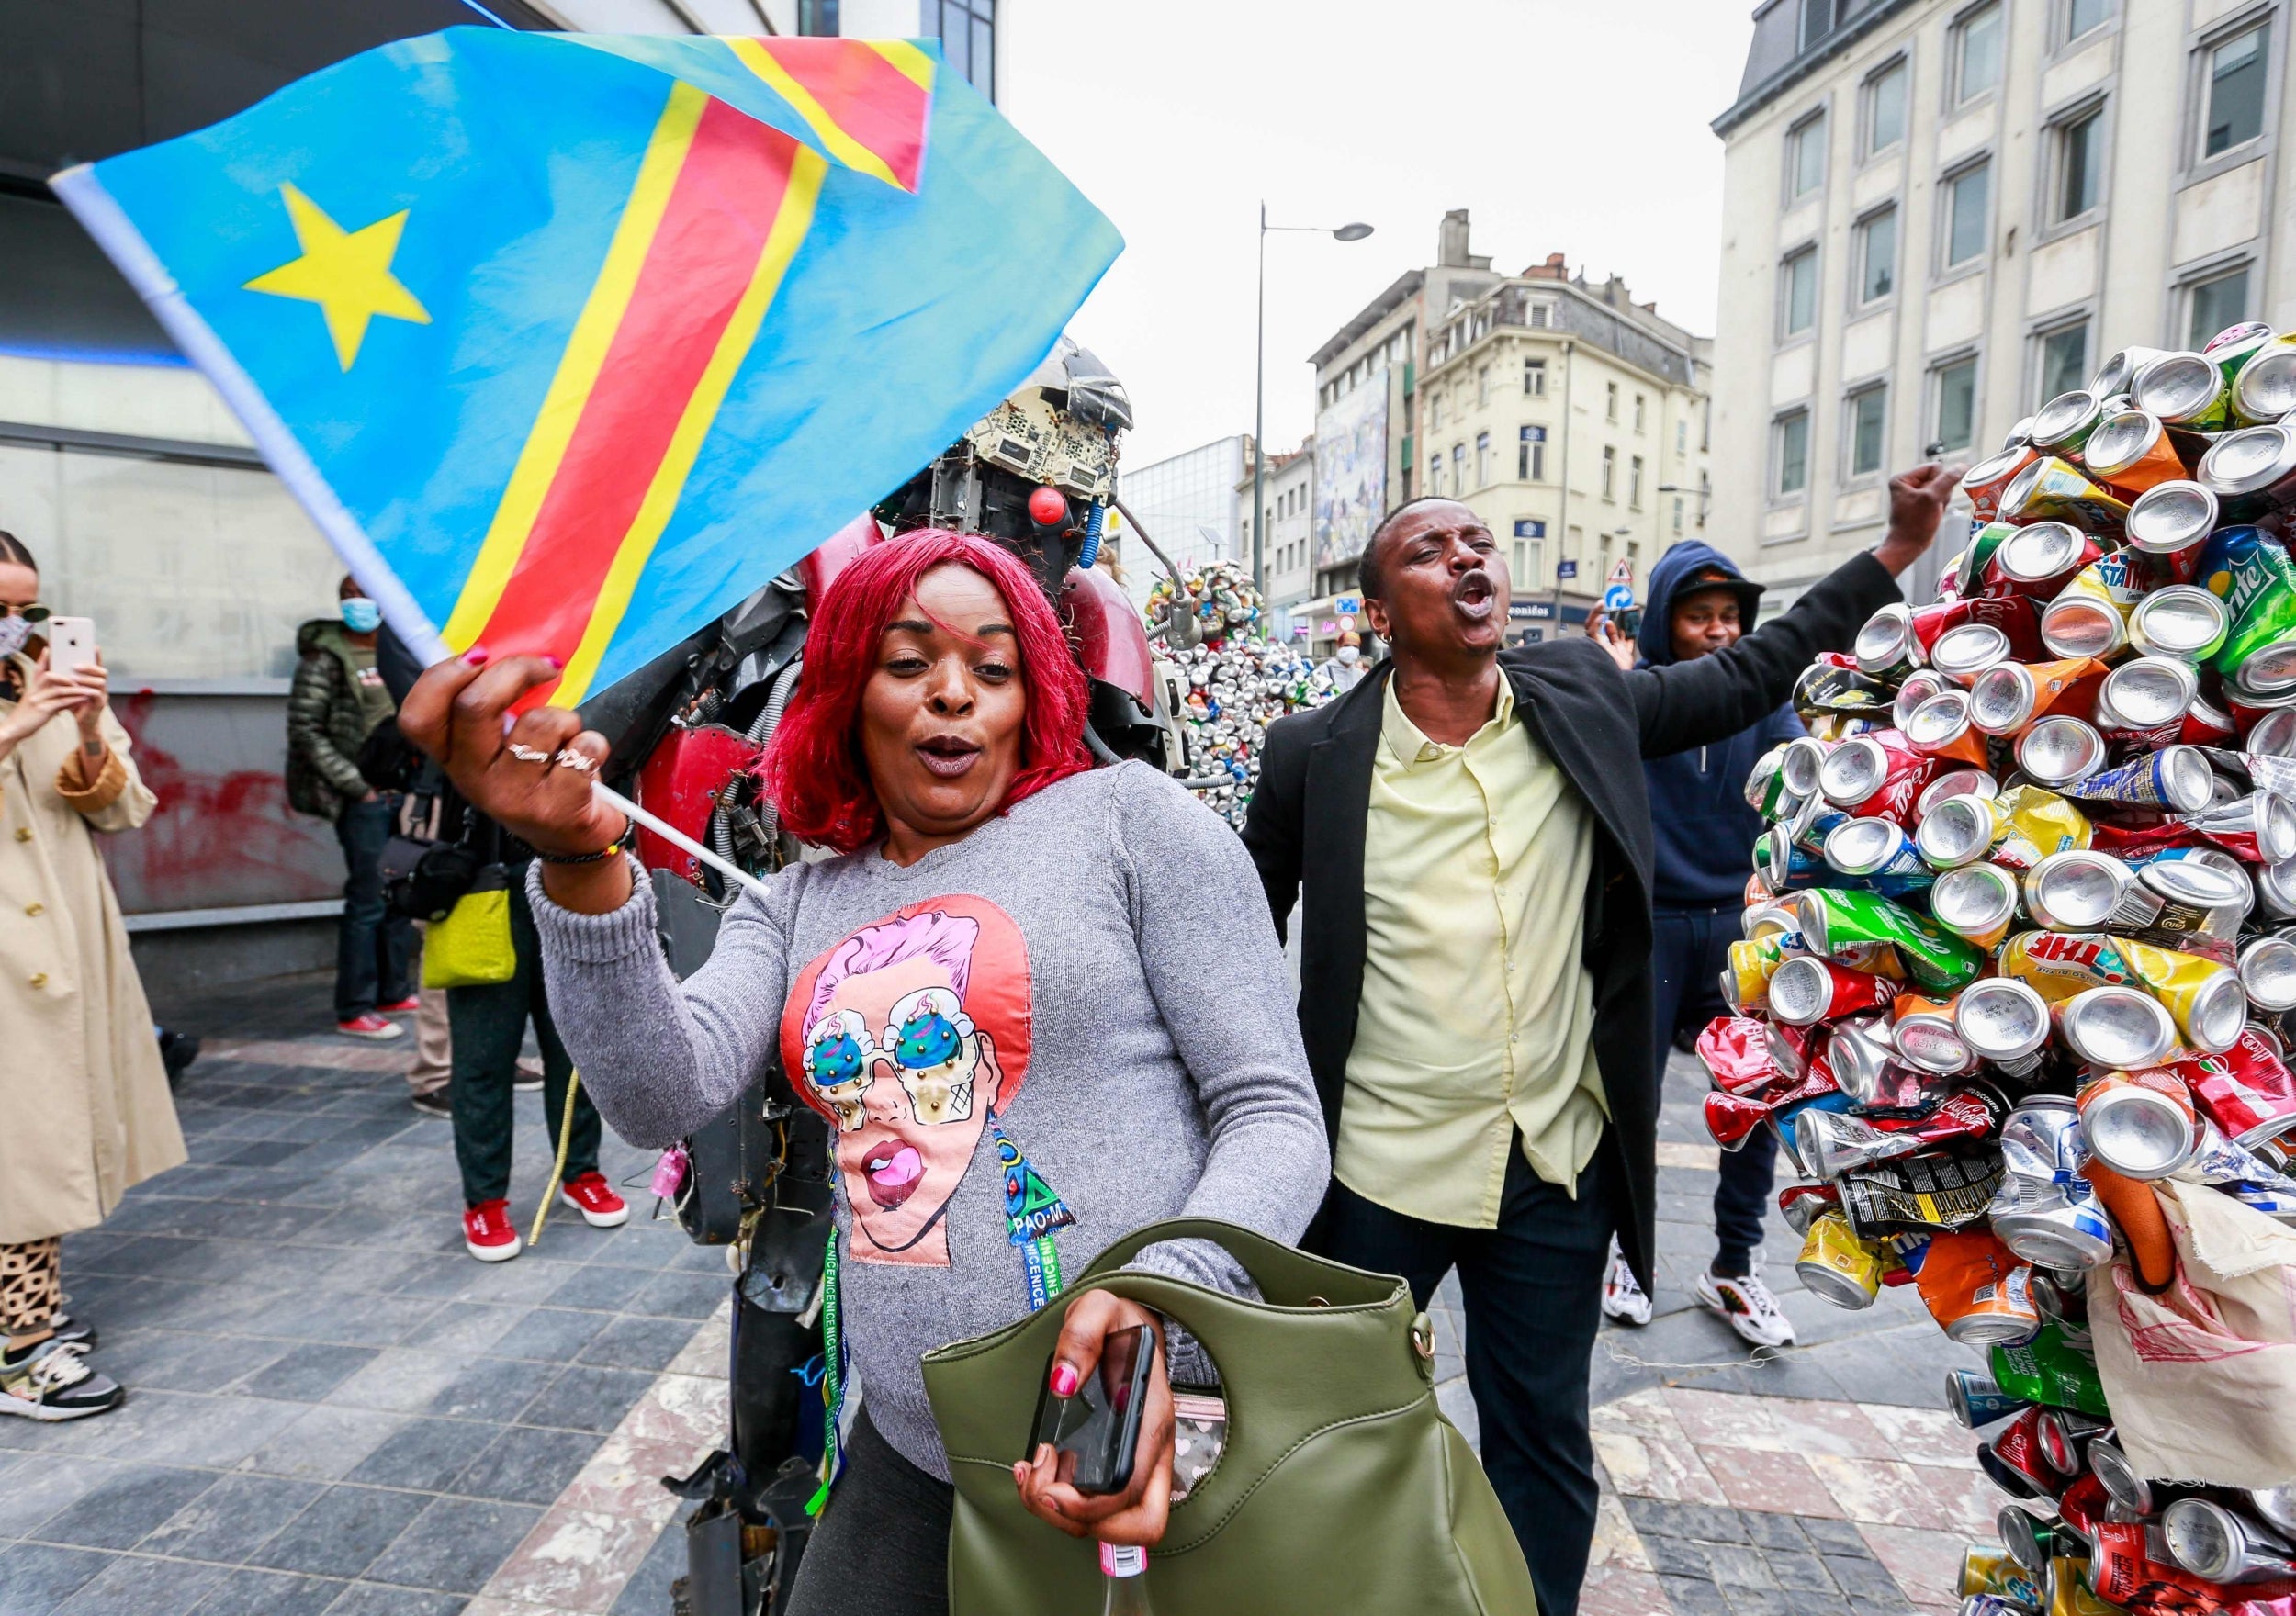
[1710,0,2296,599]
[1235,438,1316,624]
[1116,434,1253,609]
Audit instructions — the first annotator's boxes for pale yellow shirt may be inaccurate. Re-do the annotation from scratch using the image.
[1334,678,1609,1228]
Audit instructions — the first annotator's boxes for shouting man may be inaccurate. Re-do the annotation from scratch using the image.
[1240,466,1960,1616]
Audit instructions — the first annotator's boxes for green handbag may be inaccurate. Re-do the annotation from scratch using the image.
[919,1216,1537,1615]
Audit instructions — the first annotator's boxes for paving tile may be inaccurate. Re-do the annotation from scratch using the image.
[1703,1446,1851,1520]
[1660,1573,1737,1616]
[544,1266,651,1314]
[1669,1391,1895,1461]
[1855,1523,1966,1608]
[1821,1552,1908,1604]
[50,1553,228,1615]
[346,1417,486,1493]
[1807,1458,1953,1531]
[519,1366,657,1435]
[0,1543,112,1616]
[1580,1565,1677,1616]
[321,1584,472,1616]
[1707,1541,1780,1588]
[574,1317,690,1374]
[482,1501,668,1611]
[607,1499,695,1616]
[1648,1533,1721,1579]
[452,1426,604,1506]
[33,1463,218,1549]
[400,1303,530,1356]
[240,1405,411,1481]
[1595,1429,1729,1505]
[241,1344,385,1404]
[1624,1498,1750,1543]
[628,1273,726,1321]
[185,1567,345,1616]
[96,1392,309,1469]
[250,1486,430,1578]
[1723,1589,1797,1616]
[1798,1517,1879,1558]
[428,1358,548,1423]
[1776,1596,1853,1616]
[364,1498,545,1594]
[1859,1405,1980,1471]
[485,1308,611,1366]
[323,1350,467,1415]
[1739,1511,1812,1554]
[1765,1547,1842,1593]
[0,1459,118,1536]
[139,1473,326,1563]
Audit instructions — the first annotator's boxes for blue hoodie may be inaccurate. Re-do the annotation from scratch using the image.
[1637,540,1806,910]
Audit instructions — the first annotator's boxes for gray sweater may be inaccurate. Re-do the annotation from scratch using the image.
[530,761,1329,1479]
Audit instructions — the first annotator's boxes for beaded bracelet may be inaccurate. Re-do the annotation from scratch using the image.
[534,814,636,866]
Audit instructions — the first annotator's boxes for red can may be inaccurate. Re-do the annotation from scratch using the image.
[1913,595,2047,662]
[1696,1016,1787,1094]
[1986,1406,2063,1499]
[2175,1030,2296,1147]
[1961,444,2041,523]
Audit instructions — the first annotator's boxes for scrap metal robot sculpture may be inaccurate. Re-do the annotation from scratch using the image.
[570,340,1199,1615]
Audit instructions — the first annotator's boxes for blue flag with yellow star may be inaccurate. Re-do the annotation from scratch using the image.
[53,27,1120,706]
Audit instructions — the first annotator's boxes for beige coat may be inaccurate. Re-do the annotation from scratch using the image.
[0,653,185,1244]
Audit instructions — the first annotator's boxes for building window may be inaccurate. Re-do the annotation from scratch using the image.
[1601,445,1617,500]
[1512,520,1546,587]
[2066,0,2110,43]
[1605,381,1620,422]
[1519,425,1548,481]
[1524,359,1548,396]
[1676,418,1689,455]
[1629,454,1645,509]
[1428,454,1444,497]
[1634,393,1647,432]
[1863,59,1908,157]
[1774,411,1811,497]
[2200,22,2269,160]
[1429,392,1444,432]
[1673,496,1686,534]
[1787,111,1828,200]
[1476,431,1492,487]
[1479,365,1491,409]
[1847,386,1887,477]
[2188,265,2252,348]
[1954,2,2005,104]
[797,0,839,33]
[1528,302,1552,329]
[1932,356,1979,452]
[1453,443,1468,493]
[2037,321,2089,404]
[1855,206,1898,304]
[2054,104,2104,222]
[1942,160,1991,268]
[1800,0,1835,49]
[1781,246,1818,337]
[928,0,996,100]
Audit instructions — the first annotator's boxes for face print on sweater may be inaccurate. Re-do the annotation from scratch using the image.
[782,895,1031,1267]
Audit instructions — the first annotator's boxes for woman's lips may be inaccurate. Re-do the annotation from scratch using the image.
[862,1143,924,1209]
[916,736,982,778]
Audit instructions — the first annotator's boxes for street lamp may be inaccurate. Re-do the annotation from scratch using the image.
[1657,481,1712,529]
[1254,206,1373,601]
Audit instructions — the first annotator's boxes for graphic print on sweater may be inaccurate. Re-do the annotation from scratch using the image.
[781,895,1034,1267]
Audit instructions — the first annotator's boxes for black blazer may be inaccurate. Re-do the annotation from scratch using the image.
[1239,551,1903,1290]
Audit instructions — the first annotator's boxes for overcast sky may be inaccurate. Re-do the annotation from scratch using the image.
[1000,0,1761,469]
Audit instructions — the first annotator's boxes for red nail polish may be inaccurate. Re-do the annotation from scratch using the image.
[1050,1364,1078,1398]
[464,645,490,666]
[545,656,563,672]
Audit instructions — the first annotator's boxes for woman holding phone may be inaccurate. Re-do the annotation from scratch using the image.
[0,531,185,1420]
[401,529,1328,1615]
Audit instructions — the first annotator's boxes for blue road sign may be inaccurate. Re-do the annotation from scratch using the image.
[1556,560,1579,581]
[1603,583,1635,612]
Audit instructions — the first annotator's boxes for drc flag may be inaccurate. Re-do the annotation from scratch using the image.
[53,28,1122,707]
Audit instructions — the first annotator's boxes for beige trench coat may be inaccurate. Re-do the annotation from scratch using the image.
[0,653,185,1244]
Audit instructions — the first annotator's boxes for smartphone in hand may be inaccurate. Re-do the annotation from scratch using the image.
[44,617,97,678]
[1027,1323,1156,1497]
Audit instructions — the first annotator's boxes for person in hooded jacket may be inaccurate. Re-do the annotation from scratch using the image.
[1595,540,1803,1350]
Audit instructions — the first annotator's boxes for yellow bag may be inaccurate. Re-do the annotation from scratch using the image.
[422,871,518,989]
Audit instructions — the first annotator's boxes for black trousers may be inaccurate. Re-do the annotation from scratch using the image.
[1651,904,1782,1276]
[1306,1138,1614,1616]
[447,875,601,1207]
[786,1410,952,1616]
[333,795,414,1020]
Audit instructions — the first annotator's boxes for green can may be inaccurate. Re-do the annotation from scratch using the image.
[1957,522,2019,595]
[1989,1324,2109,1418]
[1803,886,1987,993]
[2198,524,2296,682]
[2203,320,2278,390]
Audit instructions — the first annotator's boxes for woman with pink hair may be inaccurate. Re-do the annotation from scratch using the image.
[403,529,1326,1615]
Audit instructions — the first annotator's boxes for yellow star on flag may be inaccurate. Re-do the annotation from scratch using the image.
[243,184,431,370]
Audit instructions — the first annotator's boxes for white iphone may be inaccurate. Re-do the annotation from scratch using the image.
[44,616,97,677]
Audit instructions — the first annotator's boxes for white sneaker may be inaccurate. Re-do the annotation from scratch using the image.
[1695,1267,1798,1349]
[1600,1239,1652,1327]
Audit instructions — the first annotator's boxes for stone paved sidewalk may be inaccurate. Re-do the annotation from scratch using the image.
[5,970,1999,1616]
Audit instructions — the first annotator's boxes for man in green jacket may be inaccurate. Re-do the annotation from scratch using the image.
[288,577,414,1038]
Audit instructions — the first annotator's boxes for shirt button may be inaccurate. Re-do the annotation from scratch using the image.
[1509,1032,1519,1045]
[12,827,28,843]
[24,903,41,916]
[28,973,46,989]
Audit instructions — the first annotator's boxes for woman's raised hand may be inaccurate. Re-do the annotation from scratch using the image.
[398,653,625,858]
[1012,1291,1175,1548]
[0,651,90,752]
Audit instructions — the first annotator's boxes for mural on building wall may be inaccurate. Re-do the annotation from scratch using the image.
[1312,374,1389,571]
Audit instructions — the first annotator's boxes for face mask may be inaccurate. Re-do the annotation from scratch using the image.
[1336,645,1361,665]
[0,615,31,661]
[340,597,382,634]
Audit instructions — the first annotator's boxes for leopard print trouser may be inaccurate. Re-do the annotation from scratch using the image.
[0,1240,62,1336]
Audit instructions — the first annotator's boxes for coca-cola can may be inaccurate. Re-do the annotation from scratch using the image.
[1932,623,2016,683]
[2180,791,2296,862]
[1991,521,2101,595]
[2034,1409,2111,1477]
[2014,715,2106,785]
[2025,850,2144,930]
[1919,768,1998,814]
[2249,706,2296,757]
[2055,986,2178,1069]
[2038,590,2129,661]
[1854,603,1923,678]
[1779,735,1830,799]
[1986,1407,2062,1498]
[2161,1497,2296,1586]
[2094,656,2200,732]
[1955,975,2052,1075]
[2088,1438,2152,1514]
[1931,861,2021,951]
[2125,478,2221,567]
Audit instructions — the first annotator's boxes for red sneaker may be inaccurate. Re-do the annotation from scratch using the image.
[463,1199,522,1262]
[337,1014,405,1040]
[377,997,421,1015]
[560,1173,630,1229]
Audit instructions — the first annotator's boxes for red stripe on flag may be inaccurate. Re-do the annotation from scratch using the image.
[472,100,799,684]
[755,39,929,193]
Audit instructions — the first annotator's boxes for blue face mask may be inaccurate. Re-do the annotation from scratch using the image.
[340,597,382,634]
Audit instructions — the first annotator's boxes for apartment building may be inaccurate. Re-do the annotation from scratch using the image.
[1711,0,2294,600]
[1234,436,1317,622]
[1416,256,1715,643]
